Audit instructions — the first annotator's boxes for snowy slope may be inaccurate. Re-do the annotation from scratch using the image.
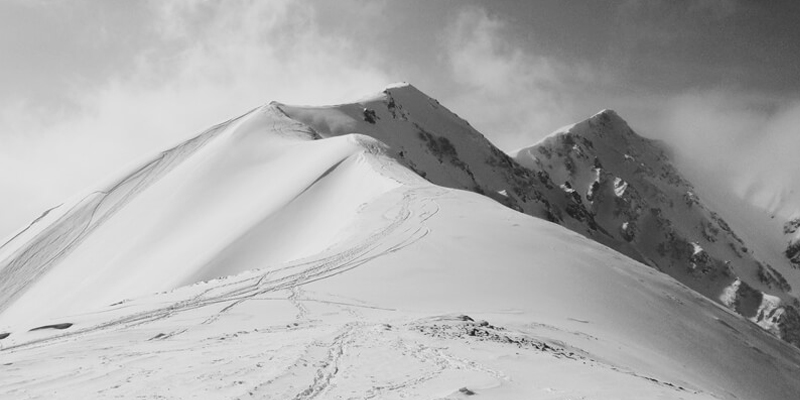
[512,110,800,346]
[0,105,403,329]
[0,85,799,399]
[3,186,800,400]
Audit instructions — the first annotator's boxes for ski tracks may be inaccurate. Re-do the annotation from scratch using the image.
[0,184,453,398]
[288,286,310,322]
[394,335,511,383]
[2,186,444,352]
[291,323,356,400]
[239,322,359,400]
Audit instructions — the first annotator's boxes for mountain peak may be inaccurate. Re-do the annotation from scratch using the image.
[585,109,632,136]
[591,108,622,119]
[512,109,636,158]
[383,81,413,91]
[591,108,619,118]
[348,81,425,106]
[380,81,431,103]
[588,109,628,128]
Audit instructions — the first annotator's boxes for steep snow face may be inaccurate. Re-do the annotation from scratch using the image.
[0,105,409,329]
[512,110,800,346]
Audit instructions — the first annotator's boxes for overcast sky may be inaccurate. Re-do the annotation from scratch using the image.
[2,0,800,238]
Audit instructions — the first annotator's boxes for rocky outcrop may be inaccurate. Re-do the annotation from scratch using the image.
[513,110,800,347]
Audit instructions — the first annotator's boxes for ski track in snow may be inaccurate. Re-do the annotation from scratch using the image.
[288,323,356,400]
[0,182,723,399]
[0,181,560,400]
[1,185,444,353]
[288,286,310,322]
[0,180,455,398]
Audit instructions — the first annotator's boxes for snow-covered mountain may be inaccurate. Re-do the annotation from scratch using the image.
[511,110,800,346]
[282,84,800,347]
[1,84,799,399]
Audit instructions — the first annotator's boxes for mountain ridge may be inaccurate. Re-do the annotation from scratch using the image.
[278,84,800,346]
[1,83,800,399]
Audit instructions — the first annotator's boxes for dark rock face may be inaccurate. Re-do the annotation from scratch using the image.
[785,240,800,269]
[362,108,378,124]
[280,84,593,231]
[779,306,800,345]
[512,110,800,347]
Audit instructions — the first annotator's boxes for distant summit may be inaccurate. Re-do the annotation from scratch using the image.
[514,109,800,345]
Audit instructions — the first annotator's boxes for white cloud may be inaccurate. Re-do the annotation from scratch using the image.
[439,7,584,151]
[659,90,800,216]
[0,0,392,239]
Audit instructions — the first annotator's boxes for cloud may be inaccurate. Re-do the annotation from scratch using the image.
[439,7,590,151]
[0,0,393,239]
[658,90,800,215]
[617,0,737,45]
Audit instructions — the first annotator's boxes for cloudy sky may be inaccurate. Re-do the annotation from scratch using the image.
[2,0,800,238]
